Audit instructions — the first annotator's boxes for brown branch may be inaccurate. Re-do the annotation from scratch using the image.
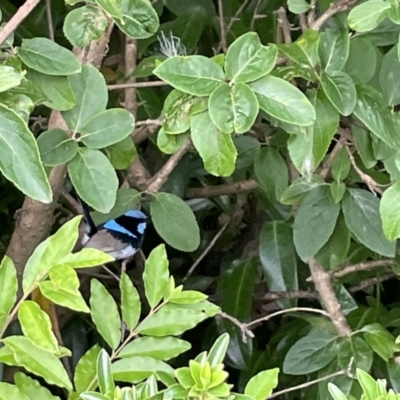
[307,0,318,27]
[310,0,359,31]
[217,311,255,343]
[185,179,259,199]
[217,0,227,53]
[0,0,41,45]
[45,0,54,41]
[276,7,292,44]
[333,259,395,279]
[298,13,308,32]
[146,138,192,194]
[349,273,396,293]
[319,137,345,179]
[124,37,138,116]
[262,290,318,301]
[108,81,168,90]
[308,258,351,337]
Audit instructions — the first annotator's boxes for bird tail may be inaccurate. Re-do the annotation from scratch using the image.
[77,197,97,236]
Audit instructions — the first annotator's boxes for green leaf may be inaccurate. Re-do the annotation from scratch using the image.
[225,32,277,83]
[260,221,298,309]
[380,46,400,106]
[150,192,200,252]
[356,369,379,400]
[361,323,396,362]
[120,273,141,331]
[137,306,209,336]
[0,65,24,92]
[0,382,30,400]
[208,82,258,134]
[26,69,76,111]
[119,336,191,360]
[53,248,114,269]
[3,336,72,390]
[37,128,78,166]
[380,181,400,240]
[14,372,61,400]
[162,90,193,135]
[318,29,349,74]
[328,383,348,400]
[190,111,237,177]
[61,65,107,133]
[337,336,373,373]
[94,0,123,19]
[111,356,173,383]
[283,330,338,375]
[0,256,17,331]
[39,265,90,313]
[18,300,58,353]
[0,104,51,203]
[342,189,395,257]
[74,344,101,393]
[244,368,279,400]
[97,349,114,397]
[288,0,310,13]
[90,279,121,350]
[115,0,159,39]
[207,333,230,367]
[0,93,34,123]
[280,175,324,205]
[348,0,391,32]
[64,6,108,48]
[68,148,118,213]
[320,71,356,116]
[248,75,315,126]
[293,186,341,261]
[143,244,169,309]
[18,38,81,76]
[105,136,137,169]
[23,216,81,293]
[331,148,351,182]
[154,56,225,96]
[287,128,313,176]
[354,84,400,149]
[157,129,190,155]
[79,108,134,149]
[352,126,376,169]
[254,147,288,202]
[169,290,207,304]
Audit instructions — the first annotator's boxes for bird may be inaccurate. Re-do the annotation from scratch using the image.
[80,200,147,260]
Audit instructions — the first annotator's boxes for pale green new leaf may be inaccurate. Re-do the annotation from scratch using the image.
[348,0,391,32]
[53,248,114,269]
[0,382,30,400]
[0,256,17,331]
[120,273,141,331]
[244,369,279,400]
[14,372,61,400]
[0,66,24,92]
[74,344,102,393]
[380,181,400,240]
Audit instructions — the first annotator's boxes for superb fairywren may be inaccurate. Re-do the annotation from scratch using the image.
[80,201,147,260]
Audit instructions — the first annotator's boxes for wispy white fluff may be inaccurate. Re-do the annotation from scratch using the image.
[158,31,186,57]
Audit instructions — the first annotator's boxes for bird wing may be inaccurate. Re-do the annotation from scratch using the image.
[84,230,128,253]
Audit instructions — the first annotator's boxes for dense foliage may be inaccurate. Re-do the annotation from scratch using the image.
[3,0,400,399]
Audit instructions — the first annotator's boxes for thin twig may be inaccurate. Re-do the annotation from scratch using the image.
[217,0,227,53]
[108,81,168,90]
[333,259,395,279]
[319,137,345,179]
[276,7,292,44]
[250,0,262,31]
[307,0,318,27]
[262,290,318,301]
[45,0,54,41]
[185,179,259,199]
[124,37,138,115]
[183,217,231,282]
[298,13,308,31]
[349,273,396,292]
[217,311,255,342]
[0,0,41,45]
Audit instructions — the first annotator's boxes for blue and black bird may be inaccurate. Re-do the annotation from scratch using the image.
[80,201,147,260]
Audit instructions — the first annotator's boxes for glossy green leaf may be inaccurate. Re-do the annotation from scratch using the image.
[342,189,395,257]
[361,323,396,362]
[260,221,298,309]
[97,349,114,397]
[280,175,325,205]
[143,244,169,309]
[68,148,118,213]
[3,336,72,390]
[225,32,277,83]
[0,382,30,400]
[18,300,58,353]
[74,344,102,393]
[356,369,379,400]
[354,84,400,149]
[79,108,134,149]
[62,65,107,133]
[190,111,237,177]
[207,333,229,367]
[37,128,78,166]
[380,46,400,106]
[328,383,348,400]
[318,29,349,73]
[380,181,400,240]
[105,136,137,169]
[320,71,356,116]
[150,192,200,252]
[52,248,114,269]
[39,265,90,313]
[79,393,109,400]
[111,356,173,383]
[248,75,315,126]
[137,306,209,336]
[293,186,341,261]
[14,372,60,400]
[115,0,159,39]
[208,82,258,134]
[337,336,373,373]
[283,330,338,375]
[287,128,313,176]
[18,38,81,75]
[23,216,81,294]
[244,368,279,400]
[26,69,76,111]
[331,148,351,182]
[352,126,376,169]
[120,273,141,331]
[64,6,108,48]
[90,279,121,350]
[0,65,23,92]
[119,336,191,360]
[169,290,207,304]
[0,256,17,331]
[0,104,51,203]
[348,0,391,32]
[154,56,224,96]
[254,147,288,202]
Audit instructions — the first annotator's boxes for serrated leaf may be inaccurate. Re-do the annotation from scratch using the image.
[150,192,200,252]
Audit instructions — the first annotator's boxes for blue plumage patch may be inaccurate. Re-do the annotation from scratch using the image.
[103,219,138,239]
[137,222,146,234]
